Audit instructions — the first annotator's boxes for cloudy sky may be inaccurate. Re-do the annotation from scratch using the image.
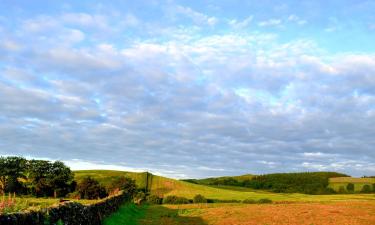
[1,0,375,178]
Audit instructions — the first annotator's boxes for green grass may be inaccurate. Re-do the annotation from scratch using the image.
[104,203,147,225]
[329,177,375,192]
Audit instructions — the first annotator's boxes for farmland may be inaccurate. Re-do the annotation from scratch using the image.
[329,177,375,192]
[105,201,375,225]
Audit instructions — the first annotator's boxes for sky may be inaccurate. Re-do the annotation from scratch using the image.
[0,0,375,178]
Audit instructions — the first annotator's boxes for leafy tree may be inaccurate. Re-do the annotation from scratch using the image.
[77,176,107,199]
[0,156,26,194]
[360,185,372,193]
[193,194,207,203]
[107,176,137,198]
[346,183,355,193]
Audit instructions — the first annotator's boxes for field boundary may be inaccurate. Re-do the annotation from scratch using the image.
[0,191,129,225]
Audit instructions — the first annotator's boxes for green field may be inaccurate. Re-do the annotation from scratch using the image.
[74,170,375,202]
[329,177,375,192]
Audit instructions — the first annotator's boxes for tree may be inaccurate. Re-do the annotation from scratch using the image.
[26,160,74,197]
[346,183,355,193]
[193,194,207,203]
[47,161,74,197]
[360,185,372,193]
[77,177,107,199]
[0,156,26,194]
[107,176,137,198]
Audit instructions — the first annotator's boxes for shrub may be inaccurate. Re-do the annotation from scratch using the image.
[360,185,372,193]
[242,199,256,204]
[193,194,207,203]
[76,177,107,200]
[257,198,272,204]
[146,195,162,204]
[106,176,137,197]
[162,196,190,204]
[346,183,354,192]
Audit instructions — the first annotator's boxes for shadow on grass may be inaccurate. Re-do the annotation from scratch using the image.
[140,205,207,225]
[104,203,207,225]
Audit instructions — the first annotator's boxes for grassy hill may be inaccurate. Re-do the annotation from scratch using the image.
[183,174,254,186]
[73,170,375,202]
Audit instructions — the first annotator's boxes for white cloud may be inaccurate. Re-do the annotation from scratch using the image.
[174,5,218,26]
[258,19,282,27]
[228,16,253,29]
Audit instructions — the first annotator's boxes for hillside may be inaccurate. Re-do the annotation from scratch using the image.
[183,174,254,186]
[73,170,375,202]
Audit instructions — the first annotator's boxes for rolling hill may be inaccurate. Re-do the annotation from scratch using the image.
[73,170,375,202]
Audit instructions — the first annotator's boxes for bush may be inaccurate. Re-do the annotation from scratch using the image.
[76,177,107,200]
[257,198,272,204]
[346,183,354,192]
[162,196,190,204]
[242,199,256,204]
[106,176,137,197]
[146,195,162,204]
[360,185,372,193]
[193,194,207,203]
[134,192,146,205]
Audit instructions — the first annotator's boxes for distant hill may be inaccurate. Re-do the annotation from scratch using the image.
[183,174,254,186]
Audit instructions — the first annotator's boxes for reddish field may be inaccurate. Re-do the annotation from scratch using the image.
[160,201,375,225]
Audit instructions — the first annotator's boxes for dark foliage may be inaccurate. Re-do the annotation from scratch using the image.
[346,183,355,192]
[257,198,273,204]
[162,195,190,204]
[243,172,349,194]
[76,176,107,200]
[360,185,372,193]
[193,194,207,203]
[0,157,74,197]
[106,176,137,197]
[146,195,163,204]
[0,191,128,225]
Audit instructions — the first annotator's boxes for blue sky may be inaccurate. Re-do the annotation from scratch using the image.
[0,0,375,178]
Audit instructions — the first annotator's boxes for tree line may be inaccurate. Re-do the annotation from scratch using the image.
[185,172,351,194]
[0,156,137,200]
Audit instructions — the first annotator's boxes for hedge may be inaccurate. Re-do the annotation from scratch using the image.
[0,191,129,225]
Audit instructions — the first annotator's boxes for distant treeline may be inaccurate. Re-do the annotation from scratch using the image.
[184,172,349,194]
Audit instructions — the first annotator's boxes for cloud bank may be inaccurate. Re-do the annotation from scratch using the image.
[0,1,375,178]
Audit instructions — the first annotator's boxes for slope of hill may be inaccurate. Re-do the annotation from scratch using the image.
[73,170,375,202]
[183,174,254,186]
